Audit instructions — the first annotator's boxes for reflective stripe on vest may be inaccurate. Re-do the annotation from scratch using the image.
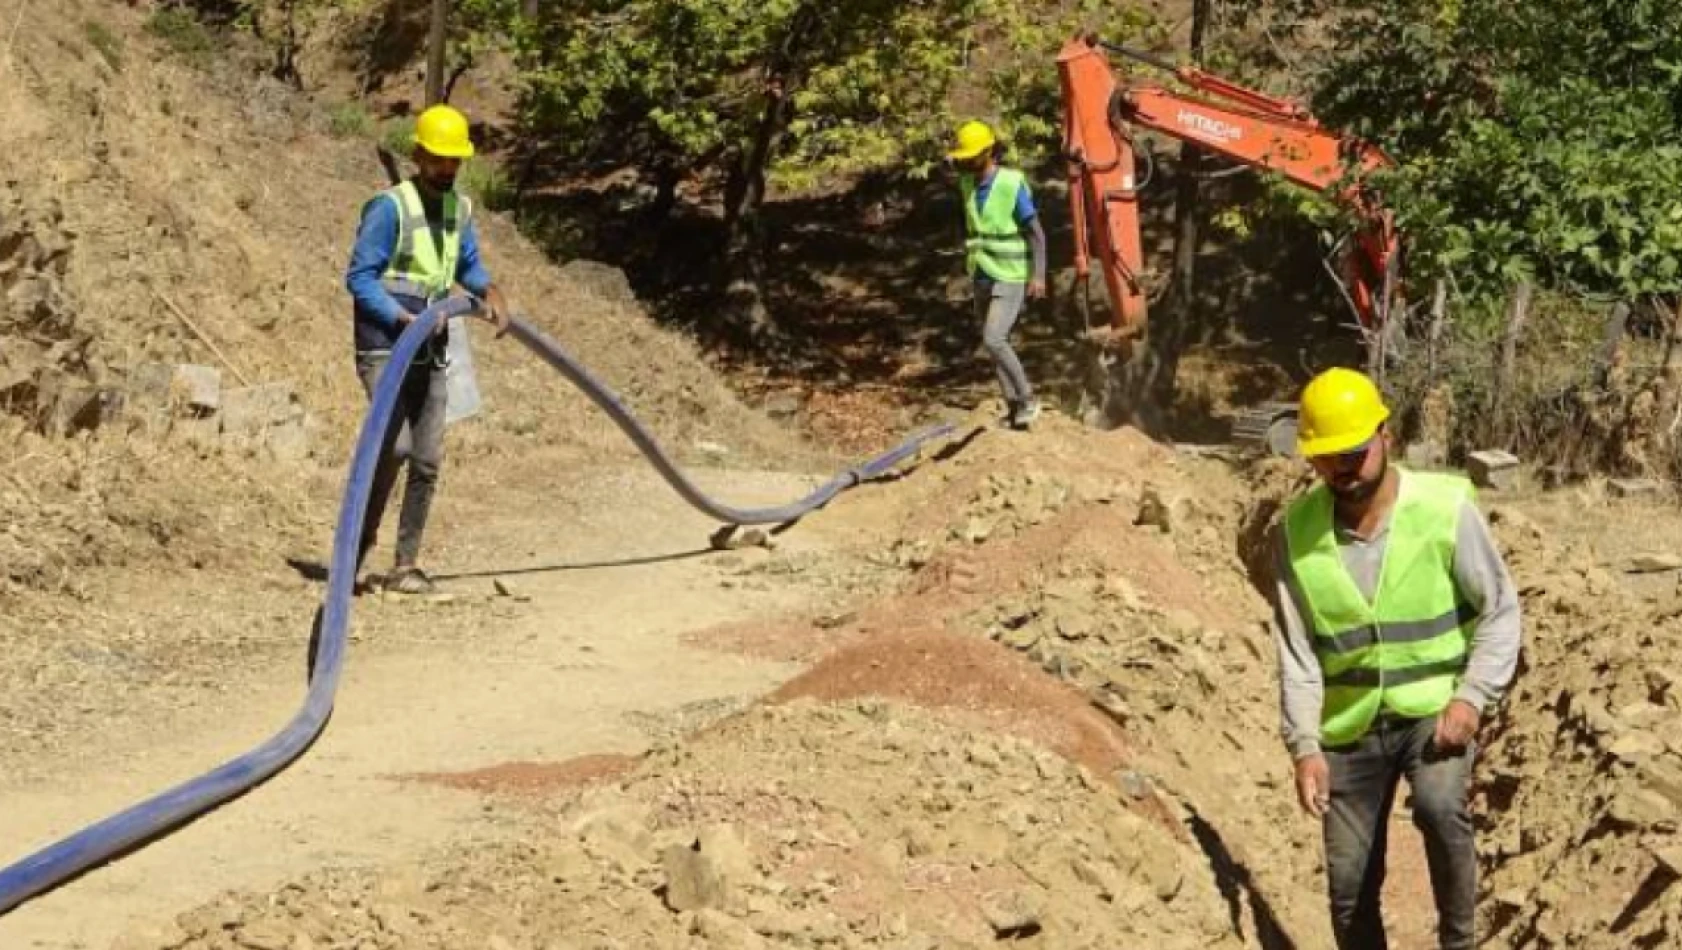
[960,168,1031,282]
[375,180,471,302]
[1283,469,1476,747]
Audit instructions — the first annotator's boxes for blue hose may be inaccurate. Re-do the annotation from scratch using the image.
[507,316,954,525]
[0,301,954,914]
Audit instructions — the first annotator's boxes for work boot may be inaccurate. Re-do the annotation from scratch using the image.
[383,565,438,596]
[1011,400,1041,430]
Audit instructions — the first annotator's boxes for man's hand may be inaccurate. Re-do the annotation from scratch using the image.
[1027,279,1047,300]
[1433,699,1480,752]
[397,311,446,337]
[480,286,512,338]
[1295,754,1331,818]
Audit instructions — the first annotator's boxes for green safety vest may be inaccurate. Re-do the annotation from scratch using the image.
[374,180,471,302]
[1284,469,1477,747]
[960,168,1031,283]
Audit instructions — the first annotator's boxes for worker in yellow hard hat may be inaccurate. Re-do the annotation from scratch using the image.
[947,120,1047,430]
[1271,367,1522,950]
[344,103,513,596]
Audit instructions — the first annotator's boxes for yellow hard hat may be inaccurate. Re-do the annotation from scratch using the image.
[1297,367,1391,457]
[948,120,997,160]
[413,105,475,159]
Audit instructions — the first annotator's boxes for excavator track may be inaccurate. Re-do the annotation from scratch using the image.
[1230,401,1299,457]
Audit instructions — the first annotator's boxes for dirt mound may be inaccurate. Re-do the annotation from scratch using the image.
[147,702,1247,950]
[770,629,1129,775]
[1472,505,1682,948]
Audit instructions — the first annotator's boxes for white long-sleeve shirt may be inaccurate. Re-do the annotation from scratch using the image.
[1271,498,1523,760]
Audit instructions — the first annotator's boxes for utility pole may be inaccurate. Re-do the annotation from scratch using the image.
[425,0,448,106]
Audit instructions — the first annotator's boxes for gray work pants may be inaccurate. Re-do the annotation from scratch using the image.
[355,351,448,570]
[972,278,1033,406]
[1323,713,1478,950]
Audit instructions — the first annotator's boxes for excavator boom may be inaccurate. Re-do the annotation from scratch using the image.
[1057,34,1402,345]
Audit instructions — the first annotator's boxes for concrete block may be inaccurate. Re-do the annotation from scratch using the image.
[1467,449,1521,491]
[1609,478,1663,499]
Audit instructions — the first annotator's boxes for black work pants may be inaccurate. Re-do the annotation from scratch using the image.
[1323,713,1477,950]
[354,351,447,570]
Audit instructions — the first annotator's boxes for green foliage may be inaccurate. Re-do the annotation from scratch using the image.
[146,8,218,70]
[83,20,124,72]
[1311,0,1682,304]
[505,0,1158,197]
[327,101,374,138]
[461,160,516,212]
[381,117,417,157]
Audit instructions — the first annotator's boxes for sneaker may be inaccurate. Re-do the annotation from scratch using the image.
[383,566,438,596]
[999,400,1023,426]
[1011,400,1042,430]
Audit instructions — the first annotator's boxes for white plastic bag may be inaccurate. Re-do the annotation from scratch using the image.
[444,315,483,425]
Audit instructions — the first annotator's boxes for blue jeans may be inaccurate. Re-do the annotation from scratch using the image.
[1323,713,1477,950]
[972,278,1033,406]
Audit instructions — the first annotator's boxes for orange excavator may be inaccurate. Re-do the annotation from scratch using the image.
[1057,34,1402,451]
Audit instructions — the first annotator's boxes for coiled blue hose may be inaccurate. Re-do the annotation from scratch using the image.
[0,300,953,914]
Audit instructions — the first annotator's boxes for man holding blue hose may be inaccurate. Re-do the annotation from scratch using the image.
[345,104,511,595]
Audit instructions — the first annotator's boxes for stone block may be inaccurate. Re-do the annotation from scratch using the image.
[170,364,221,412]
[1466,449,1520,490]
[220,383,300,439]
[1609,478,1662,499]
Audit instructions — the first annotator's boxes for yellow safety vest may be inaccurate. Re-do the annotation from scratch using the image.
[374,180,470,302]
[1284,469,1476,746]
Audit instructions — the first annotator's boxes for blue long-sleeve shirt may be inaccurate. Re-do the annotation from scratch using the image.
[345,188,493,351]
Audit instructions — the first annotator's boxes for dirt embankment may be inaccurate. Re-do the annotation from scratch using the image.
[0,0,813,765]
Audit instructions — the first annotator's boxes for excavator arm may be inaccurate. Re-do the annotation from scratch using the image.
[1057,34,1401,347]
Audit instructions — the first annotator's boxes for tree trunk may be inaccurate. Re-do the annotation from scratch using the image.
[1171,0,1213,312]
[425,0,448,106]
[274,0,301,87]
[721,77,792,347]
[1492,281,1533,443]
[1118,0,1212,430]
[522,0,540,18]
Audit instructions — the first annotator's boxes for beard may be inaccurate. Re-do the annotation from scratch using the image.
[419,172,457,194]
[1329,474,1382,503]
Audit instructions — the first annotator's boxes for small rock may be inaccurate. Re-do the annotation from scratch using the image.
[1628,553,1682,574]
[1135,486,1173,533]
[979,890,1042,938]
[235,920,292,950]
[763,393,803,419]
[1608,788,1676,829]
[492,577,532,602]
[710,525,774,551]
[171,364,221,411]
[1116,769,1155,800]
[696,440,730,458]
[1650,845,1682,876]
[697,823,759,887]
[966,741,1002,770]
[1001,625,1041,651]
[662,842,728,912]
[692,908,767,949]
[1466,449,1521,490]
